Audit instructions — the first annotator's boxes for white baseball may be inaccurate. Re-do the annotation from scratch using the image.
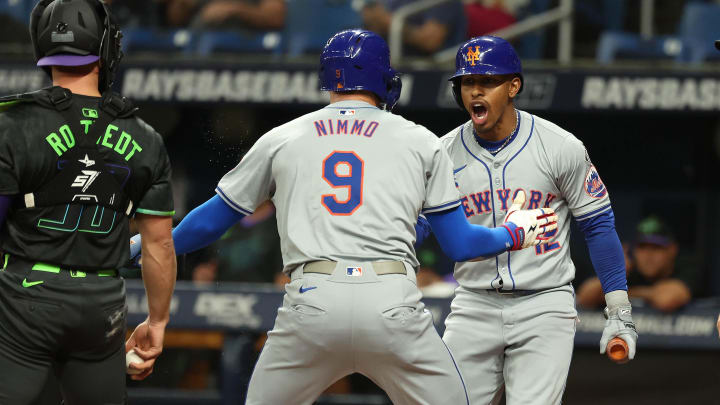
[126,349,144,375]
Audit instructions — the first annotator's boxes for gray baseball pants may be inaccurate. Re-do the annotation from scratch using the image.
[443,285,577,405]
[246,261,469,405]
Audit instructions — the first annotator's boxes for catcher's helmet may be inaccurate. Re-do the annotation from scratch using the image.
[449,36,523,110]
[30,0,123,92]
[319,29,402,111]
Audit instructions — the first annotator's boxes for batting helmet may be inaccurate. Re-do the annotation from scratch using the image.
[30,0,123,92]
[449,36,523,110]
[319,29,402,111]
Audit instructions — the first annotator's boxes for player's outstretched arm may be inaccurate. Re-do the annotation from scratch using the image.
[171,195,246,254]
[425,206,510,261]
[425,193,557,262]
[129,194,246,262]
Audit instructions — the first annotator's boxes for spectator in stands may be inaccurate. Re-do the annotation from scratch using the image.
[577,216,696,312]
[164,0,286,31]
[361,0,466,55]
[464,0,517,38]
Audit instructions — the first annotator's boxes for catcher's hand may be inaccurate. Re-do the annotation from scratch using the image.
[600,305,638,362]
[502,190,558,250]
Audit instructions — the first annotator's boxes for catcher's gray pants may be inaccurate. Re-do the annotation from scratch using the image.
[246,261,469,405]
[443,285,577,405]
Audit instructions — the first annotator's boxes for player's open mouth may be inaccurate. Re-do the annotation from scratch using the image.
[471,103,488,125]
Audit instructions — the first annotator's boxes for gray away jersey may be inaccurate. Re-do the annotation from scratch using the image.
[442,110,611,291]
[217,100,461,273]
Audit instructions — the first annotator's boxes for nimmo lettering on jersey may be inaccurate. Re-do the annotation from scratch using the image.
[346,267,363,277]
[314,119,379,138]
[584,165,607,198]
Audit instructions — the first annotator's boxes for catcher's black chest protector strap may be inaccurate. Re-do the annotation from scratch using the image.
[18,87,139,216]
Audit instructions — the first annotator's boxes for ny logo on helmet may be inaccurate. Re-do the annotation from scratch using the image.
[466,46,481,66]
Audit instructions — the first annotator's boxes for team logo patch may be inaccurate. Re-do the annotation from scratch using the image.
[339,109,355,116]
[466,46,481,66]
[584,165,607,198]
[346,266,363,277]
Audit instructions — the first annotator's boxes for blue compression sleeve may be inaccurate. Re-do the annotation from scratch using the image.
[425,205,513,262]
[414,215,431,247]
[576,209,627,293]
[172,194,246,255]
[0,195,10,229]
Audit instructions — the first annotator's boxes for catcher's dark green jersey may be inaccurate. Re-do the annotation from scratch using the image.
[0,91,173,270]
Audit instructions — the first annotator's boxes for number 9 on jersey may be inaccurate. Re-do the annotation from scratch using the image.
[321,151,364,216]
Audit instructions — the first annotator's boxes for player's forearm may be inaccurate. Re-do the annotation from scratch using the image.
[578,209,627,293]
[645,279,691,312]
[426,206,512,262]
[172,194,245,254]
[136,215,177,325]
[141,238,177,325]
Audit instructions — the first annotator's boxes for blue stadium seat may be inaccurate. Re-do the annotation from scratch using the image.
[122,28,195,54]
[676,2,720,63]
[597,1,720,64]
[281,0,362,57]
[194,30,282,55]
[596,31,682,64]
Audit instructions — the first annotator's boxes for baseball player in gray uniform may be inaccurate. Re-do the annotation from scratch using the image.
[131,30,559,404]
[425,36,639,404]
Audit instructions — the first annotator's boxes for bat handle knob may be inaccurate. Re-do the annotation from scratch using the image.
[606,337,629,364]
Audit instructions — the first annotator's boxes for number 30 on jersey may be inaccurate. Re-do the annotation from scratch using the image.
[321,151,364,216]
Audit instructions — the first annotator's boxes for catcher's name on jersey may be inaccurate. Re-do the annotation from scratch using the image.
[442,110,611,291]
[45,119,144,161]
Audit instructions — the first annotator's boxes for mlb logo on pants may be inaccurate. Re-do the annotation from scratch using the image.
[346,267,363,277]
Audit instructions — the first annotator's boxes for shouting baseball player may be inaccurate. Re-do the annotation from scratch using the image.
[420,36,638,404]
[131,30,557,404]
